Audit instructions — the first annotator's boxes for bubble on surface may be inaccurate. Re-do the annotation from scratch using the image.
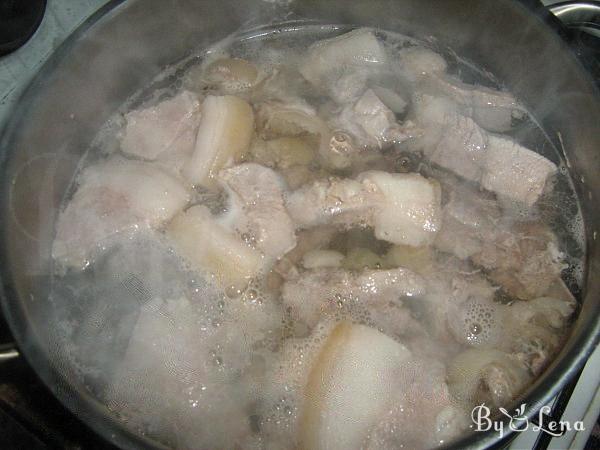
[448,296,504,348]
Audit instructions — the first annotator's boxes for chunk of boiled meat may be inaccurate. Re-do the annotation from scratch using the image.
[505,296,575,374]
[434,183,502,259]
[120,91,201,172]
[414,95,488,183]
[446,348,530,409]
[332,89,417,149]
[481,135,557,206]
[300,322,412,450]
[219,163,297,261]
[300,28,387,89]
[414,96,556,206]
[202,57,261,94]
[396,43,525,132]
[184,95,254,187]
[472,222,565,300]
[256,100,327,140]
[286,171,441,247]
[328,68,371,104]
[107,296,255,449]
[53,158,190,270]
[360,171,442,247]
[397,44,525,132]
[365,357,469,449]
[285,176,378,229]
[166,205,266,292]
[429,74,526,133]
[396,46,448,82]
[298,321,466,450]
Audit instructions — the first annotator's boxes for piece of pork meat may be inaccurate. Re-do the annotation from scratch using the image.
[472,222,565,300]
[434,183,502,259]
[300,322,412,450]
[396,46,448,82]
[396,45,526,132]
[53,158,190,270]
[285,176,378,229]
[219,163,297,262]
[414,95,488,183]
[286,171,441,247]
[481,135,557,207]
[300,28,388,90]
[428,74,527,133]
[447,348,531,410]
[120,91,201,173]
[167,205,266,292]
[414,96,556,206]
[331,89,417,149]
[365,357,469,449]
[184,95,255,187]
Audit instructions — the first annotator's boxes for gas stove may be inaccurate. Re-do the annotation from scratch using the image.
[0,1,598,449]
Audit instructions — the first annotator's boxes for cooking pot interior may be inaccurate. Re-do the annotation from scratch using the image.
[1,0,599,448]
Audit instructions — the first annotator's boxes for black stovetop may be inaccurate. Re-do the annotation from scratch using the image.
[0,311,116,449]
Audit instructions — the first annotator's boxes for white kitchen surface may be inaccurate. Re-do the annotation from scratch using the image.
[0,0,109,128]
[1,1,598,449]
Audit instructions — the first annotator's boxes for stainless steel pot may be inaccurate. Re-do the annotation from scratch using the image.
[0,0,599,448]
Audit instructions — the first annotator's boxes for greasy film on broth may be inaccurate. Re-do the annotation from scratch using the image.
[49,26,584,449]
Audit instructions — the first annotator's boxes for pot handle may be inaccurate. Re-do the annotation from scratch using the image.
[0,313,19,362]
[523,0,600,83]
[0,343,19,362]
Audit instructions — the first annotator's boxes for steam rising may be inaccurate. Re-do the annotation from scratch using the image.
[41,22,584,450]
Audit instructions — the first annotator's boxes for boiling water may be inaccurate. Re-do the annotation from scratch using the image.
[49,24,586,449]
